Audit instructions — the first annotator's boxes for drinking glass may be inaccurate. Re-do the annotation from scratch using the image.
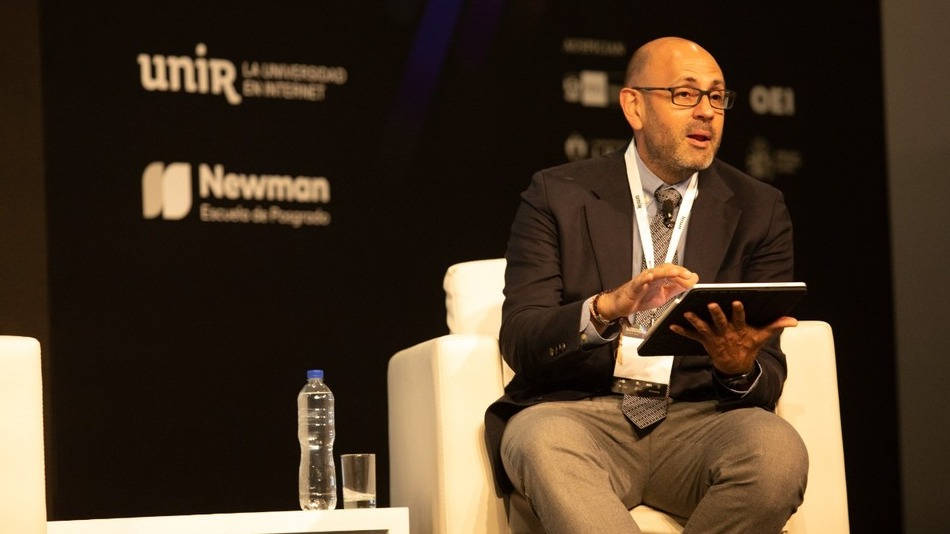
[340,453,376,508]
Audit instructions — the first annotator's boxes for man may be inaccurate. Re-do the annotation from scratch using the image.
[485,37,808,533]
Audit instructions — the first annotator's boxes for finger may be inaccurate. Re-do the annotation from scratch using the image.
[670,324,703,342]
[639,282,651,297]
[684,312,714,335]
[625,282,651,306]
[731,301,747,328]
[765,316,798,331]
[625,275,650,295]
[629,280,648,295]
[755,317,799,343]
[681,271,699,287]
[636,269,655,286]
[666,282,691,296]
[707,303,729,332]
[679,267,699,284]
[672,271,697,283]
[652,264,687,281]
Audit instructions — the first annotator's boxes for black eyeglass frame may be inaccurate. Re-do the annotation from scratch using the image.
[628,86,736,110]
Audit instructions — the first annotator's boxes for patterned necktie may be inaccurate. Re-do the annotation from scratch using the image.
[622,185,683,429]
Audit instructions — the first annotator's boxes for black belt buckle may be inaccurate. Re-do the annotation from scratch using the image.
[611,377,668,398]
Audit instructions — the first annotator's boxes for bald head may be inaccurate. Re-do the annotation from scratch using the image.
[624,37,721,87]
[618,36,727,184]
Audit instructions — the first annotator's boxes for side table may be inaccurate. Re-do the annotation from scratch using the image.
[47,508,409,534]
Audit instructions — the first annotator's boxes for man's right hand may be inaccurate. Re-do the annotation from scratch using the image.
[597,264,698,321]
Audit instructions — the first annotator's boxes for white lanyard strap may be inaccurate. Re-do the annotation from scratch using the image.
[624,143,698,268]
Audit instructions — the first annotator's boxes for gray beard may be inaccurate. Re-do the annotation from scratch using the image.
[639,126,719,183]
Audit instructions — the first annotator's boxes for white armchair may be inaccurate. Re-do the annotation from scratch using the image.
[0,336,46,534]
[388,259,849,533]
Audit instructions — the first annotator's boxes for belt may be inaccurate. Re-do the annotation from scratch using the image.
[610,377,668,398]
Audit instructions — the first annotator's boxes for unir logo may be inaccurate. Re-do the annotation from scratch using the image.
[137,43,242,105]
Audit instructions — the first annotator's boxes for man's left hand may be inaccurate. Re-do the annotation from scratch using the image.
[669,301,798,375]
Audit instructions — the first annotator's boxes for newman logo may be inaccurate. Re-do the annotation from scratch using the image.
[141,161,332,228]
[197,164,329,203]
[142,162,192,220]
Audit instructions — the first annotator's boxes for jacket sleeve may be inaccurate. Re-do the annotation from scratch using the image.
[498,171,611,390]
[717,188,794,410]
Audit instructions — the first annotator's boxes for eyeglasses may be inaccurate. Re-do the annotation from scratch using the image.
[629,86,736,110]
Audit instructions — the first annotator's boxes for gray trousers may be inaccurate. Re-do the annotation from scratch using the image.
[501,396,808,534]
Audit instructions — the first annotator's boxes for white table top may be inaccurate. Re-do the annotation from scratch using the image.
[47,508,409,534]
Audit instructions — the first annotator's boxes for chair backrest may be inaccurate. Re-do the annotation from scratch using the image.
[0,336,46,534]
[444,258,506,337]
[444,259,514,384]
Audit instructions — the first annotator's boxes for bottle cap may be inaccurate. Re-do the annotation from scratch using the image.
[307,369,324,379]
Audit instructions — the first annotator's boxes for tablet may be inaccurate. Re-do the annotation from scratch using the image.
[635,282,807,356]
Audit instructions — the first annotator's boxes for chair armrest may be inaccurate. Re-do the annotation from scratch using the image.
[388,334,508,534]
[778,321,850,533]
[0,336,46,534]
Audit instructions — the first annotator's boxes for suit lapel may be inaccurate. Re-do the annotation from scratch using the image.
[584,153,633,290]
[582,156,741,288]
[684,163,740,282]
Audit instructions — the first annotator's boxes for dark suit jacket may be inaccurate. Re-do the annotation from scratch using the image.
[484,149,794,494]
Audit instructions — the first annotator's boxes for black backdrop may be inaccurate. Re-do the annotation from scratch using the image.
[33,1,898,531]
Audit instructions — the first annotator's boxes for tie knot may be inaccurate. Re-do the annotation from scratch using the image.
[654,186,682,207]
[655,186,682,229]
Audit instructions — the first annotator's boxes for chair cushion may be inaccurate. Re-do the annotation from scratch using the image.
[630,506,684,533]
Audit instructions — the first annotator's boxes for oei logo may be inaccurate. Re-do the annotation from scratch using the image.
[749,85,795,116]
[142,162,192,220]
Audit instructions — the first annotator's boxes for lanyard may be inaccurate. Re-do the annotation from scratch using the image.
[623,143,699,268]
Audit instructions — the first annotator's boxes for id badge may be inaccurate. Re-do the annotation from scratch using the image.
[613,334,673,385]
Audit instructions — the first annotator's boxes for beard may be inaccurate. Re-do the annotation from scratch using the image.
[638,106,722,182]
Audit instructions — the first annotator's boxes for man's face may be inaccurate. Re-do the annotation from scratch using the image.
[631,46,726,181]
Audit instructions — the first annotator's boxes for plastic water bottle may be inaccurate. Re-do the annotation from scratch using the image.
[298,369,337,510]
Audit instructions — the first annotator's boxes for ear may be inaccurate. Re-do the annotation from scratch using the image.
[619,87,644,131]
